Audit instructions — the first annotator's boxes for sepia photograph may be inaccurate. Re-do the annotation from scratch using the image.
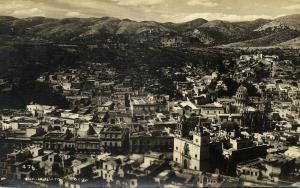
[0,0,300,187]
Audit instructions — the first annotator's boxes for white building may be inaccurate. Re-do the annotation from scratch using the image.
[173,127,210,171]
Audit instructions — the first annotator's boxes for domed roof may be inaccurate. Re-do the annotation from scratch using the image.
[236,85,248,94]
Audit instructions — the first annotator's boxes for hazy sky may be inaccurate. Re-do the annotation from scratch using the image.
[0,0,299,22]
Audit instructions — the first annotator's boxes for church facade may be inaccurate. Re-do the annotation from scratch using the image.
[173,126,210,171]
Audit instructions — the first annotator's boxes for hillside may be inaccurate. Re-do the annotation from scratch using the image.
[278,37,300,48]
[260,14,300,31]
[0,14,300,47]
[220,30,300,48]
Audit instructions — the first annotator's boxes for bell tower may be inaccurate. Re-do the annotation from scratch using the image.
[175,115,186,137]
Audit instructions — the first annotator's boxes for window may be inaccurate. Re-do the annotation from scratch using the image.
[175,158,178,162]
[176,146,178,150]
[194,166,197,170]
[131,181,135,186]
[195,154,197,158]
[105,165,107,169]
[195,139,198,143]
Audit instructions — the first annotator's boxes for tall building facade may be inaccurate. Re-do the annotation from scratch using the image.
[173,126,210,171]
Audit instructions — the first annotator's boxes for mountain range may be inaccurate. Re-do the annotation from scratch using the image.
[0,14,300,48]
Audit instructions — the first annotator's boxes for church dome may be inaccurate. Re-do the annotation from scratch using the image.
[236,85,248,95]
[235,85,249,107]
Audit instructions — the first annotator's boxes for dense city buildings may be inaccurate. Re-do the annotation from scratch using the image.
[0,5,300,186]
[1,51,300,187]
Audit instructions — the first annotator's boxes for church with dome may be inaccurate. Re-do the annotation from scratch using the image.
[234,85,249,107]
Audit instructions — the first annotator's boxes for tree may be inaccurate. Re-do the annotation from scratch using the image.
[65,129,74,140]
[242,81,259,96]
[222,77,239,97]
[87,125,96,135]
[242,111,270,133]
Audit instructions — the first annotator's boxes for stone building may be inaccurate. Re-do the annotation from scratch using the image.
[100,125,129,154]
[173,126,210,171]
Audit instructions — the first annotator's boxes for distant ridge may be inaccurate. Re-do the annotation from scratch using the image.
[0,14,300,48]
